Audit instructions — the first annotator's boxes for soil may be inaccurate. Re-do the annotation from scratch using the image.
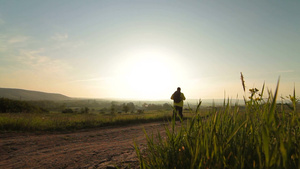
[0,121,173,169]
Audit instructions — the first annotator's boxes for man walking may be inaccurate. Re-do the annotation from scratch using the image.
[171,87,186,120]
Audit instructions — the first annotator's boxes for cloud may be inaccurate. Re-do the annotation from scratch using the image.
[69,78,102,83]
[0,45,6,52]
[0,34,7,52]
[17,49,72,74]
[51,33,68,41]
[0,32,72,74]
[0,34,31,53]
[277,70,294,73]
[69,77,114,83]
[8,36,29,44]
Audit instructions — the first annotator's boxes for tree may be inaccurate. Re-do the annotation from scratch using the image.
[122,103,130,113]
[99,108,107,114]
[137,109,144,114]
[80,107,89,114]
[163,103,172,110]
[127,102,135,112]
[111,103,116,115]
[0,98,48,113]
[62,108,74,114]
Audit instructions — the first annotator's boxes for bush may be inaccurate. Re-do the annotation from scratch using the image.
[137,109,144,114]
[62,108,74,114]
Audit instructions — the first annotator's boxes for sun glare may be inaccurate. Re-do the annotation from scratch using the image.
[117,47,178,99]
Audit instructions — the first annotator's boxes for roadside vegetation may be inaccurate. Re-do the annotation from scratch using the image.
[0,111,173,132]
[135,75,300,169]
[0,98,180,132]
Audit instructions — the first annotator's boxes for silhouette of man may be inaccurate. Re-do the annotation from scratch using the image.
[171,87,186,120]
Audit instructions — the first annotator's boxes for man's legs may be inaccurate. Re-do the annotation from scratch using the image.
[174,106,183,120]
[177,106,183,119]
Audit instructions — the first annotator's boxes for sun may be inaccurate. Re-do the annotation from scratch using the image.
[118,47,179,99]
[127,58,171,97]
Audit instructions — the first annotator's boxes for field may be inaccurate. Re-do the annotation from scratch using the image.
[135,81,300,169]
[0,110,193,168]
[0,110,173,132]
[1,80,300,168]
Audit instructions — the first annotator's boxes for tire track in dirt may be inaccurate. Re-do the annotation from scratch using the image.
[0,122,171,169]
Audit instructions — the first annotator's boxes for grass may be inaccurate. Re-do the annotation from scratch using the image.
[135,77,300,169]
[0,110,174,132]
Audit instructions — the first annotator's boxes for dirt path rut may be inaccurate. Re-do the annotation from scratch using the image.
[0,122,170,169]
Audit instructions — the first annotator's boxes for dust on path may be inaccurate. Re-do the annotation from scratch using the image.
[0,122,172,169]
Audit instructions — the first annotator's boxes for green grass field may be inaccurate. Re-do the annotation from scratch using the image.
[0,110,177,132]
[1,75,299,168]
[135,79,300,169]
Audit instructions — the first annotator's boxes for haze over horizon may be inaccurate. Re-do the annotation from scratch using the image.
[1,1,299,100]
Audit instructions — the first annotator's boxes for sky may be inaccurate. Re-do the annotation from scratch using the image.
[0,0,300,100]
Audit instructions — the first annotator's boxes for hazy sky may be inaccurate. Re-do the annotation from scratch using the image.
[1,1,299,100]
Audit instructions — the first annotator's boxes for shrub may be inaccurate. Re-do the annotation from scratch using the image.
[62,108,74,114]
[137,109,144,114]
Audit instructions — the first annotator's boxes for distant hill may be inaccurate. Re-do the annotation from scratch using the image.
[0,88,71,101]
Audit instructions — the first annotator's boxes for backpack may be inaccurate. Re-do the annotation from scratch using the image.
[173,91,182,103]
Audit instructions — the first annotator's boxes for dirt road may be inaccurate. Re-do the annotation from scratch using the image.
[0,122,171,169]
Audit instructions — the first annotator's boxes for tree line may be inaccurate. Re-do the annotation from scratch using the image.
[0,98,48,113]
[0,98,173,114]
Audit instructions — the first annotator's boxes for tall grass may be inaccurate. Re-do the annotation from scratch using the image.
[0,111,172,132]
[135,77,299,168]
